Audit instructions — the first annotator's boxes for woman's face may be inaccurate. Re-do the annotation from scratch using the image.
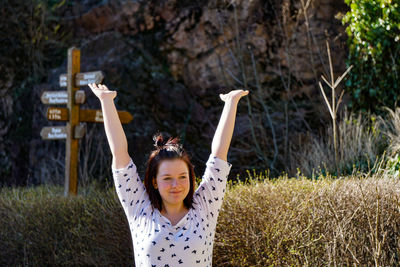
[153,159,190,209]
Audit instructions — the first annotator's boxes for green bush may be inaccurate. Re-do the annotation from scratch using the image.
[342,0,400,112]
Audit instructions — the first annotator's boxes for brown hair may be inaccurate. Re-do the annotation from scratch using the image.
[144,133,196,211]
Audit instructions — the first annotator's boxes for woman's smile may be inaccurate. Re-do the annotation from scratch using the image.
[154,159,191,206]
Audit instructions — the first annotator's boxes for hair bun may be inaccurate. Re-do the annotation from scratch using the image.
[153,133,181,150]
[153,133,165,149]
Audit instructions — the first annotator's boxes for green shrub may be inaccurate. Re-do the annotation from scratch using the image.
[386,153,400,176]
[342,0,400,112]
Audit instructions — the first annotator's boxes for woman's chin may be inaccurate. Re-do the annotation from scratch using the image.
[165,194,186,204]
[168,196,184,203]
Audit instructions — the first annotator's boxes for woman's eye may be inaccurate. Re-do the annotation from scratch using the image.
[179,176,187,179]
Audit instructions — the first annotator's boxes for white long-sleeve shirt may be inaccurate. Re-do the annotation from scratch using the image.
[112,154,232,267]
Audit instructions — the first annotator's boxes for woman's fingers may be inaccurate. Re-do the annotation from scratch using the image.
[89,83,117,100]
[89,83,108,91]
[89,83,99,90]
[98,84,111,91]
[220,89,249,102]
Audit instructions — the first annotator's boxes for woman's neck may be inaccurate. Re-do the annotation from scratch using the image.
[161,202,189,225]
[161,202,187,215]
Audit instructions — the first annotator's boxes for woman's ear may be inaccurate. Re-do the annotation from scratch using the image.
[152,178,158,189]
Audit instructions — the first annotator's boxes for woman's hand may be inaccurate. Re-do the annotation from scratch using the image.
[219,89,249,103]
[88,83,117,101]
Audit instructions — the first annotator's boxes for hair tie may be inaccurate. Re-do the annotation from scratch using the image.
[153,133,166,149]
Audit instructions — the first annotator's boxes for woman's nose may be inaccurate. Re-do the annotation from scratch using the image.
[171,178,178,187]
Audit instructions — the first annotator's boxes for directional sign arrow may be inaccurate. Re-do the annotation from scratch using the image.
[40,126,67,140]
[59,71,104,87]
[41,90,86,105]
[79,109,133,124]
[46,107,133,124]
[41,124,87,140]
[47,107,69,121]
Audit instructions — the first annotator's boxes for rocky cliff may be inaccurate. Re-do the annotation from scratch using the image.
[0,0,348,186]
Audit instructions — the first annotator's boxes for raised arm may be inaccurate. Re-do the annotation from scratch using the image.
[88,83,130,169]
[211,89,249,161]
[193,89,248,223]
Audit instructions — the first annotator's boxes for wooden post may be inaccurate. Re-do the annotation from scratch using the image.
[65,47,80,196]
[40,47,132,196]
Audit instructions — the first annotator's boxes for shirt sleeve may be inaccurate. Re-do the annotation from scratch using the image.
[112,158,149,221]
[193,154,232,223]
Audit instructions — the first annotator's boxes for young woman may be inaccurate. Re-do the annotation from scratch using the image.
[88,83,248,267]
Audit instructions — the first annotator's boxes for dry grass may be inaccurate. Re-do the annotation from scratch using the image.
[1,173,400,266]
[0,185,133,266]
[292,107,400,178]
[215,173,400,266]
[292,110,385,177]
[381,107,400,156]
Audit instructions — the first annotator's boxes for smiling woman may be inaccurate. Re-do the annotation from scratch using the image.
[145,135,196,224]
[88,83,248,267]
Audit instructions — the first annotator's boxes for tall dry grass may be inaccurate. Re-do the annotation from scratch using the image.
[292,110,385,177]
[381,107,400,156]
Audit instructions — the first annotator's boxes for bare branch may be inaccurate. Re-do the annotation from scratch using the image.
[321,75,335,90]
[334,65,354,88]
[336,90,345,113]
[326,40,335,85]
[319,82,334,119]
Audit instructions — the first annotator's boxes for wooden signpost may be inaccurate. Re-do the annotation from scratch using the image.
[59,71,104,87]
[45,107,133,124]
[41,90,86,105]
[40,47,133,196]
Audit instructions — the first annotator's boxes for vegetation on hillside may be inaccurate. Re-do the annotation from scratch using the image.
[343,0,400,112]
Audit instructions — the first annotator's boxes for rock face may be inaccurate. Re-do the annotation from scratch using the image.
[163,0,347,92]
[1,0,349,185]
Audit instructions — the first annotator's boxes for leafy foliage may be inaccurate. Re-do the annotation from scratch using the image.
[342,0,400,112]
[386,153,400,176]
[0,0,71,185]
